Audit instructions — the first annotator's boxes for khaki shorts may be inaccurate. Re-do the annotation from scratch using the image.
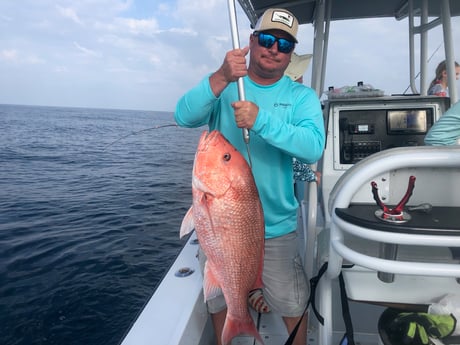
[198,231,309,317]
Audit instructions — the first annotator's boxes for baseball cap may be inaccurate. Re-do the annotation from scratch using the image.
[285,53,312,81]
[254,8,299,43]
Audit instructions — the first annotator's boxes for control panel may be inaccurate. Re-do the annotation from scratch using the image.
[337,107,434,164]
[341,140,381,163]
[322,96,450,170]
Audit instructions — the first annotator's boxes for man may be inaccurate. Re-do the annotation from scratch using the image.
[175,8,325,345]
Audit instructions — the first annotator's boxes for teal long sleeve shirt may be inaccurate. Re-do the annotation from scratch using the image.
[425,101,460,146]
[175,75,325,239]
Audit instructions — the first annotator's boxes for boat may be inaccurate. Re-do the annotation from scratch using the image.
[120,1,460,344]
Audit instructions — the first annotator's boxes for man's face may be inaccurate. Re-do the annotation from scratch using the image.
[249,29,295,79]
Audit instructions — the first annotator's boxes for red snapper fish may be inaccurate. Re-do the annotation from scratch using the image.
[180,130,265,345]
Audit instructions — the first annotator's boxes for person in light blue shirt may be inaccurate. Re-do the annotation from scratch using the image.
[425,101,460,146]
[175,8,325,345]
[285,52,321,184]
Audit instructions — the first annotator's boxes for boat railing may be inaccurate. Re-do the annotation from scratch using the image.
[317,145,460,345]
[120,232,212,345]
[300,162,319,279]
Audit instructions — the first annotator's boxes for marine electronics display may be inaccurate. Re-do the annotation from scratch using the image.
[328,97,450,168]
[387,109,428,134]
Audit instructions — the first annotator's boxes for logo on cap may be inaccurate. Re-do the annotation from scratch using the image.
[271,10,294,28]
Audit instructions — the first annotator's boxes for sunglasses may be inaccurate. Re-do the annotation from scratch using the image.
[254,32,295,54]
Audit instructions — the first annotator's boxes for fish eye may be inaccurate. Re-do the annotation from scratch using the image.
[223,153,231,161]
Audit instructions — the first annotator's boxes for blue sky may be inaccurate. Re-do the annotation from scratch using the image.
[0,0,459,111]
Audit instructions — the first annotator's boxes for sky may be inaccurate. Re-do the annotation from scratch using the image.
[0,0,459,112]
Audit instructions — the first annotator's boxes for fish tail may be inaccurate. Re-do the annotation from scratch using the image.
[221,314,264,345]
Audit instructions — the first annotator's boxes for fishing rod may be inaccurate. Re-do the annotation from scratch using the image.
[227,0,252,167]
[402,43,443,95]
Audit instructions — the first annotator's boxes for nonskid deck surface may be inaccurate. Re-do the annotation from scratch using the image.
[233,310,289,345]
[232,314,378,345]
[233,299,384,345]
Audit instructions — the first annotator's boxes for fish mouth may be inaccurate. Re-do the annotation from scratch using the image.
[192,132,218,197]
[192,169,231,198]
[192,174,215,196]
[196,130,222,152]
[193,130,214,195]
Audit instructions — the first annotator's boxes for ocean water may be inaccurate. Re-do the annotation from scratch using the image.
[0,104,204,345]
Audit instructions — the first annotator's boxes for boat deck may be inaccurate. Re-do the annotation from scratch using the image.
[232,303,383,345]
[121,97,460,345]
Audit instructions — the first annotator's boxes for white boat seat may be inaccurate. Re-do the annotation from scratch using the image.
[334,204,460,304]
[317,146,460,345]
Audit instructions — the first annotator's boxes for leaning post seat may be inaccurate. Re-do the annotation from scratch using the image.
[317,146,460,345]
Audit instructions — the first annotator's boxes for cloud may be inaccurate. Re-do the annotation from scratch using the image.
[55,66,68,73]
[23,55,45,65]
[56,5,83,25]
[0,0,458,111]
[0,49,44,65]
[1,49,18,61]
[0,0,245,109]
[113,0,134,13]
[115,17,159,35]
[73,42,101,58]
[0,14,12,22]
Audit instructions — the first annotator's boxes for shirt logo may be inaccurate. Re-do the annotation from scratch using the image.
[274,102,292,108]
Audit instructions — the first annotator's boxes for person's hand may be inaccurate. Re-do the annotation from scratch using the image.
[220,46,249,83]
[209,47,249,97]
[231,100,258,129]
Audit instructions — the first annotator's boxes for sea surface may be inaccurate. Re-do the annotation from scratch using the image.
[0,104,204,345]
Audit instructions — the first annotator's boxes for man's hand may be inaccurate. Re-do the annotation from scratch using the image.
[209,46,249,97]
[221,46,249,82]
[231,100,258,129]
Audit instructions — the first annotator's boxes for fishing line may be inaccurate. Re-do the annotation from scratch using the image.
[227,0,252,169]
[402,42,443,94]
[246,144,253,168]
[103,123,178,150]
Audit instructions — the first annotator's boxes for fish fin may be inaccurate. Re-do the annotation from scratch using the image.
[179,207,194,238]
[203,262,222,301]
[222,314,264,345]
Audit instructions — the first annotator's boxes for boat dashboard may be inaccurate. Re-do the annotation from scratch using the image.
[319,96,451,222]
